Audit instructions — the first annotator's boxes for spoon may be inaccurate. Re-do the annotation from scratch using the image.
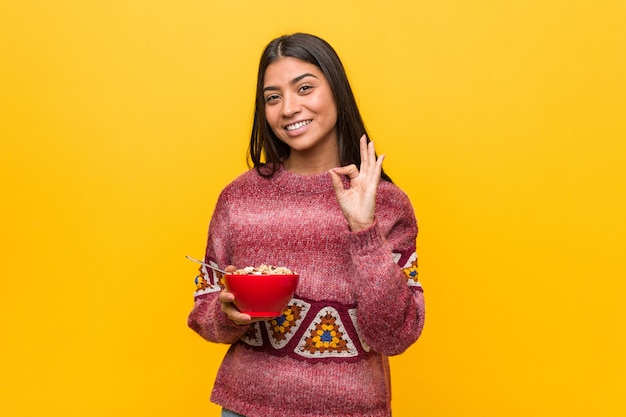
[185,255,228,274]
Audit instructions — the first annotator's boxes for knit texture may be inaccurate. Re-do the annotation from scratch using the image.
[188,166,425,417]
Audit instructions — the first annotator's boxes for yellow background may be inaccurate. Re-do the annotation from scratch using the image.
[1,1,625,416]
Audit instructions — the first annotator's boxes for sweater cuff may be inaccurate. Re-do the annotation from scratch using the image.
[348,220,387,256]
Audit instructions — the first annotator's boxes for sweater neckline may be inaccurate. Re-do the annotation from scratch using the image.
[271,164,340,194]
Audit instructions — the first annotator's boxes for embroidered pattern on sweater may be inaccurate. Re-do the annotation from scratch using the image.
[295,307,358,359]
[264,299,311,349]
[194,273,208,291]
[393,251,422,290]
[193,264,223,297]
[241,323,263,347]
[238,297,369,363]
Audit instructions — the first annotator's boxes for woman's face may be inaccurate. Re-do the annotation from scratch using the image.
[262,57,338,160]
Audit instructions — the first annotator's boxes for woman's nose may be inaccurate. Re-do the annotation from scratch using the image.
[281,94,301,117]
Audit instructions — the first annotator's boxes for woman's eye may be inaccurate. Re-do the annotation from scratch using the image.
[264,94,280,103]
[299,85,313,93]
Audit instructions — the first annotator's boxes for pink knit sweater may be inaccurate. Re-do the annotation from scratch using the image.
[188,165,425,417]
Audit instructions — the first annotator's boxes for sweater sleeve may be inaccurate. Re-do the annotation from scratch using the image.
[348,186,425,356]
[187,189,251,344]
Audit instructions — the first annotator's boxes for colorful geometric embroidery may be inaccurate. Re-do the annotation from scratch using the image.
[193,264,223,296]
[348,308,370,352]
[295,307,358,359]
[194,273,209,291]
[264,299,310,349]
[207,262,226,289]
[398,252,422,288]
[241,322,263,347]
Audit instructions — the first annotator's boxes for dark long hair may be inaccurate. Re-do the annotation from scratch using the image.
[248,33,392,182]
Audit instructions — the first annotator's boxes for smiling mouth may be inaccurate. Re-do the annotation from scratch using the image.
[285,120,312,131]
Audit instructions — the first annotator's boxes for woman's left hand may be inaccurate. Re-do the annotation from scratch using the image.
[329,134,385,232]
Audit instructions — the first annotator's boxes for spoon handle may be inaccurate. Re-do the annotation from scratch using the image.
[185,255,228,274]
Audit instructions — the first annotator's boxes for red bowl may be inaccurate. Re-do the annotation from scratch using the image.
[224,273,299,317]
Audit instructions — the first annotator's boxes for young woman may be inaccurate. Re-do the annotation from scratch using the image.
[188,33,425,417]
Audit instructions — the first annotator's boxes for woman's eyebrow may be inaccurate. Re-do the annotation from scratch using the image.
[292,72,317,84]
[263,73,318,92]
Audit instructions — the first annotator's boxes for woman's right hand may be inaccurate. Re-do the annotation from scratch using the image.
[329,134,384,232]
[218,265,267,325]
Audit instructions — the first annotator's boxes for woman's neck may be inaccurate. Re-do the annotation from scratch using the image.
[283,156,338,175]
[283,144,341,175]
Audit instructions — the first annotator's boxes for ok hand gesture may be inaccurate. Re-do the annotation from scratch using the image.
[329,135,385,232]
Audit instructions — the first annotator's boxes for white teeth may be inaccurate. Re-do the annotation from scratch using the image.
[286,120,311,131]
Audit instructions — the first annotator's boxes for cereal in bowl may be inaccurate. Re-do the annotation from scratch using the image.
[233,264,294,275]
